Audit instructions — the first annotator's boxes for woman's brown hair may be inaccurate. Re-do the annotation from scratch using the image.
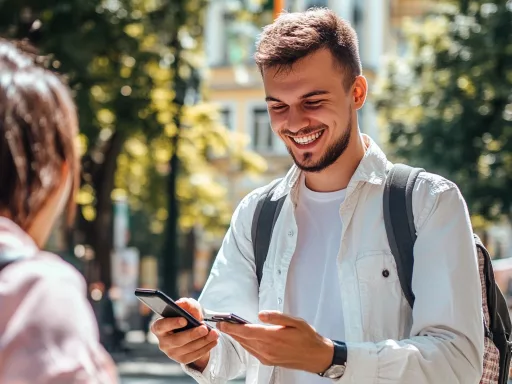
[0,39,79,229]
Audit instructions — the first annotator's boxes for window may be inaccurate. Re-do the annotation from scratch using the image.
[222,12,259,65]
[220,108,232,130]
[306,0,328,8]
[252,108,273,152]
[353,2,364,57]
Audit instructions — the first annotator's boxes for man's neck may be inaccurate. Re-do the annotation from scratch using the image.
[304,133,366,193]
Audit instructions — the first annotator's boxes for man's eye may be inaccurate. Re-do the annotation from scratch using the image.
[305,100,322,107]
[271,104,286,111]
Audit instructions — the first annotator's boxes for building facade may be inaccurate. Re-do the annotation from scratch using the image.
[190,0,438,289]
[203,0,435,202]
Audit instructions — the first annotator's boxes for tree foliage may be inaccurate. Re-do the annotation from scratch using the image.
[374,0,512,220]
[0,0,266,289]
[0,0,162,285]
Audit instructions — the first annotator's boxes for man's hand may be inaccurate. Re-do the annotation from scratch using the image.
[150,298,220,372]
[217,310,333,374]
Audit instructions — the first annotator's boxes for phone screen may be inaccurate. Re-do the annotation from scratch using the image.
[135,289,204,332]
[137,295,184,318]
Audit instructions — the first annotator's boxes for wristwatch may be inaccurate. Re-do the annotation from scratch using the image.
[318,340,347,379]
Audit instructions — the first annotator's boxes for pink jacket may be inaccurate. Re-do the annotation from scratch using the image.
[0,218,118,383]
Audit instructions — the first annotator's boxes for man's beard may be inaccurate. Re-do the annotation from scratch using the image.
[285,113,352,173]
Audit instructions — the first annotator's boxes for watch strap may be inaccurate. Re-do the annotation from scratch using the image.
[318,340,347,378]
[331,340,348,366]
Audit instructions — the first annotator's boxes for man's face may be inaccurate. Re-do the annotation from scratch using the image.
[262,49,356,173]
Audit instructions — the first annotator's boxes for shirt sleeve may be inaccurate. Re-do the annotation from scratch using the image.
[181,189,262,383]
[335,177,484,384]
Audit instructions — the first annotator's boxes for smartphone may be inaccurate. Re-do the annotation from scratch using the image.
[134,288,208,333]
[203,309,251,325]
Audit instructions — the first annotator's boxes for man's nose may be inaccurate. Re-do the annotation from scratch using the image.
[286,107,309,133]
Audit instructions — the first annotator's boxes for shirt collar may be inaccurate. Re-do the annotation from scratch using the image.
[0,217,38,261]
[272,134,390,201]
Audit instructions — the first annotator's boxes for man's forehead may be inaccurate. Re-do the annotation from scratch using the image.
[262,51,343,93]
[263,69,339,100]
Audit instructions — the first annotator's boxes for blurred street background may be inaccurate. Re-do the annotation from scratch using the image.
[0,0,510,381]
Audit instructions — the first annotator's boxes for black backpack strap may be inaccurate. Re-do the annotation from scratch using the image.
[251,179,286,287]
[383,164,424,308]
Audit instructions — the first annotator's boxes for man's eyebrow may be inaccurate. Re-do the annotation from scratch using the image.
[265,96,281,102]
[300,90,330,99]
[265,90,330,103]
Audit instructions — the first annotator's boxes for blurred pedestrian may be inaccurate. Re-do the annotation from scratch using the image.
[0,39,118,383]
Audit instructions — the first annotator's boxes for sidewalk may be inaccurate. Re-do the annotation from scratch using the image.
[113,331,188,380]
[113,331,245,383]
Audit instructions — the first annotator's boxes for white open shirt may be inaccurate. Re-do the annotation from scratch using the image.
[183,134,484,384]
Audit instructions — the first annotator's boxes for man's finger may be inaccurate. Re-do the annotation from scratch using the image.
[165,325,210,349]
[175,298,203,320]
[231,338,273,366]
[151,317,188,336]
[225,332,256,352]
[235,338,260,356]
[174,328,219,356]
[218,322,275,339]
[180,339,218,365]
[258,311,304,328]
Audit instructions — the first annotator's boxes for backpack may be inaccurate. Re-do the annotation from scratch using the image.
[251,163,512,384]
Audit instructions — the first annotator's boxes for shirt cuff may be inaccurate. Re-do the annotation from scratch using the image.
[181,346,218,384]
[333,342,378,384]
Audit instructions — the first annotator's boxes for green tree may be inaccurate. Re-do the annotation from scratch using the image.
[116,0,267,297]
[0,0,266,298]
[0,0,165,287]
[116,101,266,295]
[374,0,512,221]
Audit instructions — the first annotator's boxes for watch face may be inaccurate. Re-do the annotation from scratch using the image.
[324,364,346,379]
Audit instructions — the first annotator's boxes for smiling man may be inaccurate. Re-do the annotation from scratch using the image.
[151,8,484,384]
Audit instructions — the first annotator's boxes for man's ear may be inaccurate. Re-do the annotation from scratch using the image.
[352,75,368,110]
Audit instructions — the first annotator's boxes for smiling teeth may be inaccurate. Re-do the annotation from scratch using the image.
[292,131,323,145]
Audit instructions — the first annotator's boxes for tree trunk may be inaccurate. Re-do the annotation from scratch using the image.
[161,126,181,299]
[92,131,124,289]
[161,1,187,297]
[183,228,196,272]
[77,131,124,289]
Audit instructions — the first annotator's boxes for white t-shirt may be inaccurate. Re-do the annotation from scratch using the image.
[280,177,346,384]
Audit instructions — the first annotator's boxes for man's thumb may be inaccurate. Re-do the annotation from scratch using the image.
[176,298,203,321]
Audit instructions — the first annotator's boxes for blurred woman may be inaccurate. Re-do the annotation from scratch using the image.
[0,39,118,383]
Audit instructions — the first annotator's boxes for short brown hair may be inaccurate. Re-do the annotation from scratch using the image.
[254,8,362,89]
[0,39,79,229]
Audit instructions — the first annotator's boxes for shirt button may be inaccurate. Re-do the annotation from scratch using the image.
[278,298,282,304]
[277,269,282,275]
[288,230,294,237]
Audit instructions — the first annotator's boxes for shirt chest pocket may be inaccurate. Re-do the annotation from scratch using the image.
[355,250,405,340]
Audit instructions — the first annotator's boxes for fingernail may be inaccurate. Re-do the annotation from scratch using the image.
[259,311,270,320]
[179,318,187,326]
